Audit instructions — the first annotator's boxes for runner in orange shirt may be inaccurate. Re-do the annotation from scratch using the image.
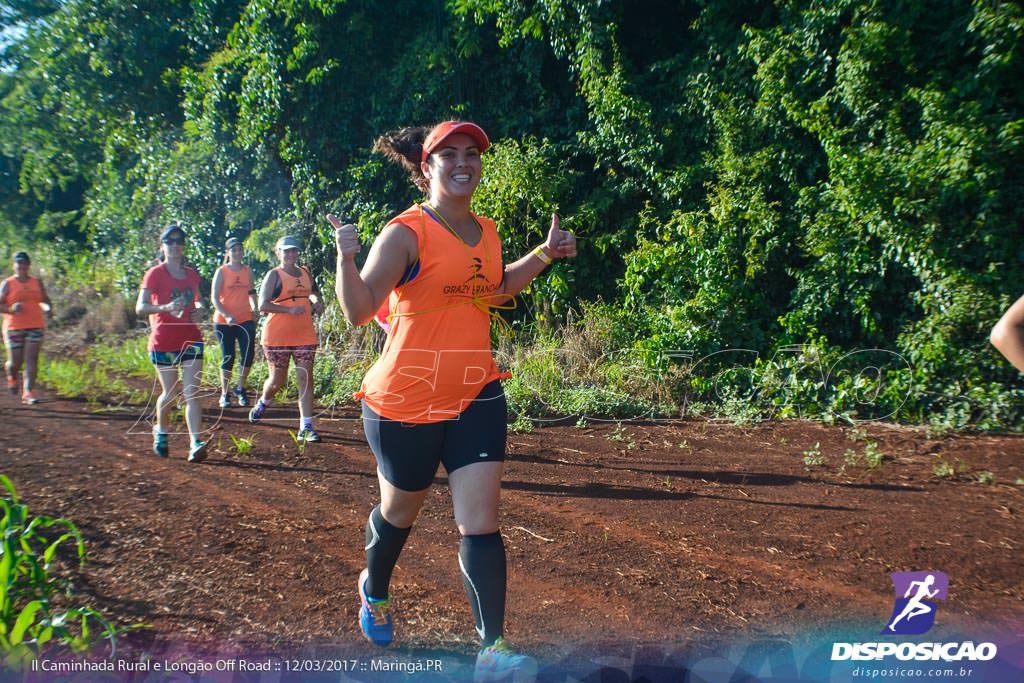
[248,236,325,442]
[1,252,52,405]
[330,121,576,680]
[211,237,258,408]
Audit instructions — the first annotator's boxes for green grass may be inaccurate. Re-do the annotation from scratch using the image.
[500,322,669,421]
[974,470,996,485]
[39,356,147,406]
[933,457,965,480]
[509,414,533,434]
[862,441,887,469]
[32,301,1024,433]
[228,434,256,457]
[0,475,132,667]
[288,429,307,456]
[41,331,245,406]
[86,336,152,379]
[836,440,888,472]
[38,330,367,410]
[802,442,825,467]
[607,423,636,449]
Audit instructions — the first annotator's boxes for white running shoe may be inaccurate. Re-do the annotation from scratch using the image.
[474,637,537,683]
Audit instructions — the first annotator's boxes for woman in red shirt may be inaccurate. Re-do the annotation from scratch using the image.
[211,236,258,408]
[1,251,52,405]
[331,121,576,680]
[135,225,208,463]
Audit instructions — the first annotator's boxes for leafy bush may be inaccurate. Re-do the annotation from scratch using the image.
[6,0,1024,432]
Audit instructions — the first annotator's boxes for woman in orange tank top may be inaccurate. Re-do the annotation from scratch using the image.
[211,237,257,408]
[0,251,51,405]
[248,235,325,442]
[330,121,577,678]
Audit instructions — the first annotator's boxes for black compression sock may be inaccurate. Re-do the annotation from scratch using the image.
[459,531,507,647]
[364,505,411,600]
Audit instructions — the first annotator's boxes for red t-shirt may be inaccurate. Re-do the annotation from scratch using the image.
[141,263,203,353]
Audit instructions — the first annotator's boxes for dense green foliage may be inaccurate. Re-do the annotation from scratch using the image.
[2,0,1022,427]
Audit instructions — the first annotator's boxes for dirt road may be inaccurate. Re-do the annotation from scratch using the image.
[1,389,1021,669]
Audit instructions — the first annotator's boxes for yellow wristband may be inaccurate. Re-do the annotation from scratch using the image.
[532,246,553,265]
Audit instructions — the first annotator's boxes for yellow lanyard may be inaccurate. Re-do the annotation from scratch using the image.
[422,202,482,247]
[387,292,517,336]
[385,205,517,336]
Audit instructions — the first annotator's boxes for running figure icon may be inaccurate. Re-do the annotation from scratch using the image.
[883,571,948,635]
[887,574,938,632]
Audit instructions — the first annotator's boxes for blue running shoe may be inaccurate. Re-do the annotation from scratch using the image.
[358,568,392,646]
[187,440,208,463]
[298,427,321,443]
[233,386,249,407]
[248,400,266,423]
[474,638,537,683]
[152,431,169,458]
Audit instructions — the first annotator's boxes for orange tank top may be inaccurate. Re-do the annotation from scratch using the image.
[2,276,45,333]
[213,264,254,324]
[261,266,317,347]
[357,204,510,423]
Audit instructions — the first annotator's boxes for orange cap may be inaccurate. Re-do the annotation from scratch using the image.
[421,121,490,161]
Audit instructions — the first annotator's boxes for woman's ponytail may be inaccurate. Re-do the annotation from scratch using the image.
[372,126,432,193]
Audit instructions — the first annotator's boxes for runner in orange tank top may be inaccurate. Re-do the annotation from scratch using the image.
[211,236,257,408]
[0,252,52,404]
[329,121,577,678]
[248,235,325,442]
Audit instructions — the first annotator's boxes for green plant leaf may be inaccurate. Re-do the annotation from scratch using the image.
[10,601,43,645]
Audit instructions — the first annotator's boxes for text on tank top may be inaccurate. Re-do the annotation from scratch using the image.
[356,204,512,423]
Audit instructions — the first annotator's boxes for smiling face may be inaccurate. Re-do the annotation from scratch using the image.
[228,244,244,264]
[277,246,299,268]
[422,133,482,202]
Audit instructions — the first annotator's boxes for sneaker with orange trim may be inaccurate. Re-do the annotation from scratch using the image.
[21,391,38,405]
[358,568,393,646]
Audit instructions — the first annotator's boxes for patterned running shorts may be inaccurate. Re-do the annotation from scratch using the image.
[3,328,43,350]
[262,345,317,369]
[149,343,204,367]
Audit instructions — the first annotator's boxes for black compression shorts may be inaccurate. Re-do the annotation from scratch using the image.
[360,380,507,491]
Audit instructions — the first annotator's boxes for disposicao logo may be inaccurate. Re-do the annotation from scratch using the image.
[831,571,997,663]
[883,571,947,635]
